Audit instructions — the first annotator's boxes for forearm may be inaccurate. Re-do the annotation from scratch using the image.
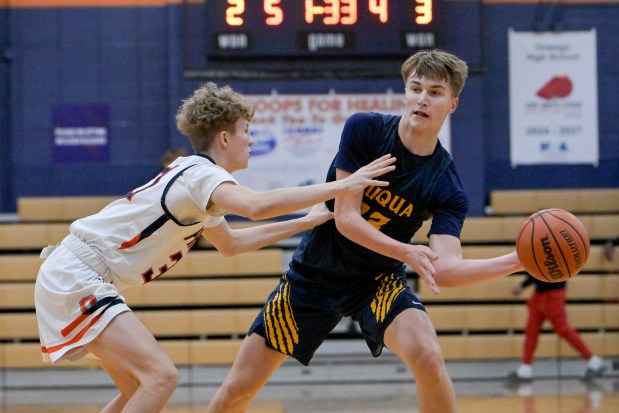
[219,217,317,255]
[335,212,407,261]
[336,212,441,294]
[245,182,344,220]
[433,252,523,287]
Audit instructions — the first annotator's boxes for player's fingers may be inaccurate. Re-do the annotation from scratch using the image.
[370,178,391,187]
[418,262,440,294]
[364,164,396,185]
[425,248,439,261]
[374,164,396,175]
[368,154,396,166]
[366,157,395,170]
[422,272,440,294]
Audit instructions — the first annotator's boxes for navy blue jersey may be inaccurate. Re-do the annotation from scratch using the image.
[290,112,469,279]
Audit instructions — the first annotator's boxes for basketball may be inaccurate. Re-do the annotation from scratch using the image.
[516,208,590,282]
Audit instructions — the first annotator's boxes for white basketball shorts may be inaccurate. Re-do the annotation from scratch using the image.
[35,234,131,363]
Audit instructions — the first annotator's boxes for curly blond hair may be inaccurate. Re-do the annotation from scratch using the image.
[176,82,255,153]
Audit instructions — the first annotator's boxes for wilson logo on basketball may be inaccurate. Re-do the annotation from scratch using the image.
[540,235,564,280]
[560,229,583,268]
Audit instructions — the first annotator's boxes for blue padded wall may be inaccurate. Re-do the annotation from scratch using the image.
[2,2,618,216]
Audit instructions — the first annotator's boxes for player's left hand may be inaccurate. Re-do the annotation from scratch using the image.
[405,245,440,294]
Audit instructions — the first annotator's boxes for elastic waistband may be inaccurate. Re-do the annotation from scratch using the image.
[61,234,112,283]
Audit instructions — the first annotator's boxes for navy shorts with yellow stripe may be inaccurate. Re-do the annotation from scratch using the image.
[247,267,426,366]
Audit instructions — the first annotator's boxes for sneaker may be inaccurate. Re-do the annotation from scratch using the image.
[507,371,533,382]
[583,355,607,381]
[583,365,607,381]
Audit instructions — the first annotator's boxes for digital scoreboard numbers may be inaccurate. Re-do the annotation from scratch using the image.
[205,0,441,60]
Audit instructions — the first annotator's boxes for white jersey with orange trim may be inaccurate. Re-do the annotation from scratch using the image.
[70,154,236,290]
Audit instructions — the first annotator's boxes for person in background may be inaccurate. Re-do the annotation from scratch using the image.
[34,82,396,413]
[160,147,189,169]
[507,273,606,382]
[603,237,618,261]
[206,49,525,413]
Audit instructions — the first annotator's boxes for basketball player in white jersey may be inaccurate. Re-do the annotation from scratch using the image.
[35,82,396,413]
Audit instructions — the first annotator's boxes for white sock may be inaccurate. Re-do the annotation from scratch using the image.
[588,355,603,370]
[517,364,533,378]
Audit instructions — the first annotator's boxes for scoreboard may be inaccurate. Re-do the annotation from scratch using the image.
[205,0,441,60]
[183,0,482,79]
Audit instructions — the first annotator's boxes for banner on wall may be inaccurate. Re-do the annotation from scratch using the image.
[52,104,110,162]
[233,93,451,191]
[508,29,598,166]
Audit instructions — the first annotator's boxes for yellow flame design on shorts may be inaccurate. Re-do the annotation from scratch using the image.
[371,273,405,322]
[264,279,299,355]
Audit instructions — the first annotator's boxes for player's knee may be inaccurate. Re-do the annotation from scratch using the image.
[405,341,446,376]
[218,377,256,405]
[144,360,180,397]
[417,347,446,374]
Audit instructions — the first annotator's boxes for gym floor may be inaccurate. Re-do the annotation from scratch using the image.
[1,343,617,413]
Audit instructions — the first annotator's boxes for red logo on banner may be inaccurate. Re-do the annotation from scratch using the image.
[536,76,573,99]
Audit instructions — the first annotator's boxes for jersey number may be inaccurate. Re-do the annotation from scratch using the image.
[141,251,183,283]
[361,202,391,230]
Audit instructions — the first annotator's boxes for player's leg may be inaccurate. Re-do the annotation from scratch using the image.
[543,289,605,378]
[384,308,458,413]
[545,289,592,356]
[522,296,545,365]
[84,311,180,413]
[208,271,341,412]
[98,358,139,413]
[508,295,546,381]
[206,333,288,413]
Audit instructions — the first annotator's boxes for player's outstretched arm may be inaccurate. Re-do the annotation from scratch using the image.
[203,203,332,256]
[210,155,395,221]
[429,234,523,287]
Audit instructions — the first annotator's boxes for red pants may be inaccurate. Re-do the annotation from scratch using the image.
[522,288,592,364]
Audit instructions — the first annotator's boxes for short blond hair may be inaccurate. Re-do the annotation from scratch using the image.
[401,49,468,97]
[176,82,255,153]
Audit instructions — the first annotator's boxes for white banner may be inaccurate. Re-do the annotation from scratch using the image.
[508,29,598,166]
[234,93,451,190]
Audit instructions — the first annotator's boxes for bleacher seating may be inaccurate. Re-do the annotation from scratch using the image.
[0,190,617,368]
[488,188,619,215]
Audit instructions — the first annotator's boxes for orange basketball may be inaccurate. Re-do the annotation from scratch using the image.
[516,208,590,282]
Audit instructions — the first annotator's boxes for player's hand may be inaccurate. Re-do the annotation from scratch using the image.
[405,244,440,294]
[340,155,396,194]
[303,202,334,227]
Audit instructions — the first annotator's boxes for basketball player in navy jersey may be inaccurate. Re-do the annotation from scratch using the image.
[206,50,525,413]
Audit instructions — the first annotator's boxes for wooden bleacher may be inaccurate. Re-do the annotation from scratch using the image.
[1,191,618,369]
[489,188,619,215]
[17,196,119,222]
